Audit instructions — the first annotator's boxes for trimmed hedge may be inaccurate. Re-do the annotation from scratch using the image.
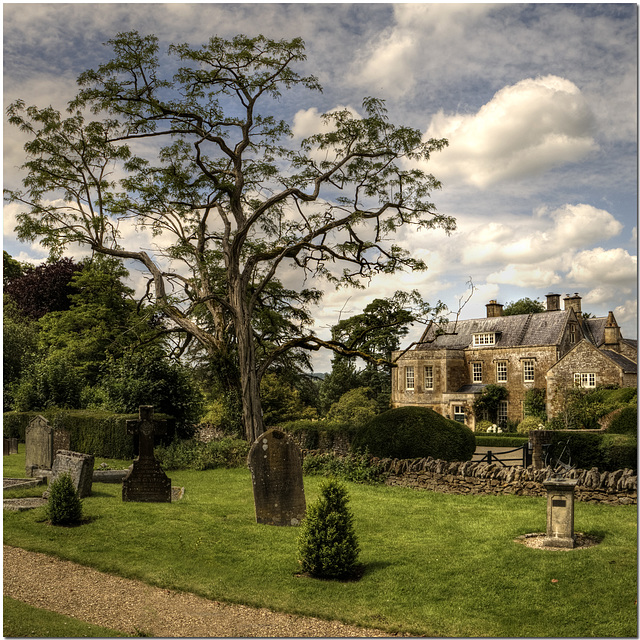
[351,406,475,461]
[545,430,637,472]
[3,409,176,460]
[278,419,355,451]
[474,434,529,448]
[606,406,638,435]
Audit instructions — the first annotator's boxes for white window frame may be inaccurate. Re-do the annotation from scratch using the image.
[472,362,483,383]
[574,372,596,388]
[453,405,466,424]
[498,400,508,425]
[473,332,496,346]
[523,360,535,383]
[405,366,415,390]
[496,361,507,383]
[424,365,434,390]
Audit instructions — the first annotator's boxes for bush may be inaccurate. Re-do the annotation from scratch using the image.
[302,451,387,484]
[516,416,546,434]
[351,406,475,461]
[606,406,638,435]
[154,437,250,470]
[474,420,494,433]
[297,478,360,579]
[545,431,637,472]
[46,473,83,525]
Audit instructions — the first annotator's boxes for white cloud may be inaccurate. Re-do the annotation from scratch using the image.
[422,76,597,188]
[566,247,637,288]
[487,265,562,289]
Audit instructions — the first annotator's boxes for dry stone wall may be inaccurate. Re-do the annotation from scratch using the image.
[376,457,637,505]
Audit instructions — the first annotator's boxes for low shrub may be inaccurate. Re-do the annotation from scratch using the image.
[297,478,360,580]
[352,406,475,461]
[474,420,494,433]
[474,434,529,448]
[46,473,83,526]
[516,416,546,434]
[302,451,388,484]
[545,431,637,472]
[154,437,249,470]
[606,406,638,435]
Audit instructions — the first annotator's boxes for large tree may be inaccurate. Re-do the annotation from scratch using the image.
[5,32,453,442]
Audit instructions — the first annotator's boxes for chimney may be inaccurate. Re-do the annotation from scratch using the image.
[563,293,582,319]
[546,293,561,312]
[486,300,503,318]
[604,311,621,350]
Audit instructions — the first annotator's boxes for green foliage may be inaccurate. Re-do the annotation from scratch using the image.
[517,416,545,434]
[502,297,545,316]
[474,420,494,433]
[352,406,475,461]
[302,451,387,484]
[95,349,203,438]
[154,437,249,471]
[473,384,508,424]
[297,478,360,579]
[46,472,83,525]
[326,387,377,428]
[607,406,638,435]
[523,388,547,420]
[554,386,637,430]
[545,431,637,472]
[474,434,529,448]
[260,372,318,427]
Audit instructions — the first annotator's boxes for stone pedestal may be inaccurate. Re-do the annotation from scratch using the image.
[542,477,578,548]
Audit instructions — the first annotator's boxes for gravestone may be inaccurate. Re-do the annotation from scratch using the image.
[122,406,171,502]
[25,416,53,477]
[248,428,306,526]
[47,450,95,499]
[3,439,9,456]
[9,438,18,454]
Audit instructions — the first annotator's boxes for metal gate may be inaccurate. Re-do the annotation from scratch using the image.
[475,444,531,468]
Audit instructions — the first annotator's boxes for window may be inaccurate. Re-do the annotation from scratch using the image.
[569,323,577,344]
[574,372,596,388]
[405,366,415,390]
[472,362,483,383]
[523,360,535,383]
[473,332,495,346]
[453,406,466,424]
[424,365,434,390]
[498,400,508,425]
[496,361,507,383]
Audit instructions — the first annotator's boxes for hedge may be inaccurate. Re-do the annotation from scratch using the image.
[3,409,176,460]
[545,430,636,472]
[351,406,475,461]
[474,434,529,448]
[606,406,638,435]
[278,419,355,451]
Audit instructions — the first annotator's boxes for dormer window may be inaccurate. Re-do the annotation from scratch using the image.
[473,332,496,346]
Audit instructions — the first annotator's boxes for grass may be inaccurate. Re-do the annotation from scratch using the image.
[3,597,126,637]
[3,446,638,637]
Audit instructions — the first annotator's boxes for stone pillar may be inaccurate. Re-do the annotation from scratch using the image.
[529,429,554,469]
[542,477,578,548]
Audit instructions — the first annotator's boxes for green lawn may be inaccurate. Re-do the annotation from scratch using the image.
[3,447,637,637]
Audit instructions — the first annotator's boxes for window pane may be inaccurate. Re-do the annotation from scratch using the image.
[406,366,415,390]
[473,362,482,383]
[496,361,507,382]
[424,366,433,390]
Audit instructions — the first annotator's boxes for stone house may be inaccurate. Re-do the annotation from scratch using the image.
[391,293,637,430]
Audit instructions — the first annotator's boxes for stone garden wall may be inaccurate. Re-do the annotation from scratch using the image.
[376,457,637,505]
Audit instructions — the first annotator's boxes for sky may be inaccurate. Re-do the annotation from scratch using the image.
[3,2,638,372]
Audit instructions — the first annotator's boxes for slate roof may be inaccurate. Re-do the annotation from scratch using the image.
[583,317,607,346]
[600,350,637,374]
[417,311,571,350]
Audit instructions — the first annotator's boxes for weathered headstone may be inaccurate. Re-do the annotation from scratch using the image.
[248,428,306,526]
[542,477,578,548]
[25,416,53,477]
[3,439,9,456]
[122,406,171,503]
[9,438,18,454]
[47,450,95,499]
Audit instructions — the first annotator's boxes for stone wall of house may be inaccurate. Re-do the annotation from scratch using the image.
[377,457,637,505]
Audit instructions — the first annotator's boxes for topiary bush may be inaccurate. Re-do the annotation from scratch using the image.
[46,472,83,526]
[351,406,475,461]
[297,478,360,580]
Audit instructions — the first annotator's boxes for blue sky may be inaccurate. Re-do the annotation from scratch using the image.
[3,3,637,371]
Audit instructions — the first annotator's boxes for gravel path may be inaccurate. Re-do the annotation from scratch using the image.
[3,545,396,637]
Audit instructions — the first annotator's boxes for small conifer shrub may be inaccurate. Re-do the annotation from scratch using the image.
[46,472,83,525]
[297,478,360,579]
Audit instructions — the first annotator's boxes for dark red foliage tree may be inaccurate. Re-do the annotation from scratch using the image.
[3,257,84,319]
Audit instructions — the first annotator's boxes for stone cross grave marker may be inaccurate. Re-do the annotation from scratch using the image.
[248,428,306,526]
[122,406,171,502]
[47,450,95,499]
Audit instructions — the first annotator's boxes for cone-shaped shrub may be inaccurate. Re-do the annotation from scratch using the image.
[46,472,83,525]
[297,478,360,579]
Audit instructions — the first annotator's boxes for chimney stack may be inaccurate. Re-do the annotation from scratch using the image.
[563,293,582,319]
[604,311,621,350]
[546,293,561,312]
[486,300,503,318]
